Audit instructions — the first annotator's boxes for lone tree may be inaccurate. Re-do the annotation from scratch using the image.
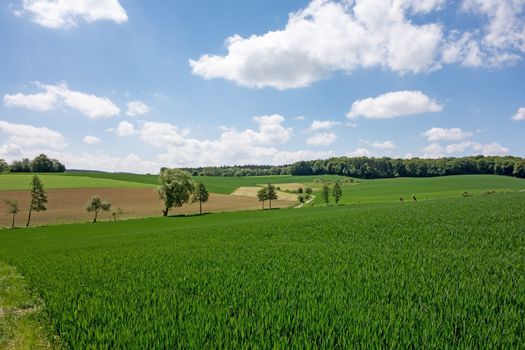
[86,196,111,223]
[321,183,330,205]
[157,168,195,216]
[4,199,19,228]
[26,175,47,227]
[332,181,342,205]
[257,187,268,209]
[193,182,209,215]
[266,184,278,209]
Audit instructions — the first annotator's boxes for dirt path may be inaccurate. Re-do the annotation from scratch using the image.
[0,188,295,227]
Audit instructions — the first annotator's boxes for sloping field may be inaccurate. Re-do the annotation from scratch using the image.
[0,173,154,191]
[0,188,294,227]
[0,194,523,347]
[231,187,298,201]
[63,172,342,194]
[313,174,525,204]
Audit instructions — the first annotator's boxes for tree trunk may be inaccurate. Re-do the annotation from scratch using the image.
[163,208,168,216]
[262,201,264,210]
[199,200,202,215]
[269,199,272,209]
[93,210,98,223]
[11,213,15,228]
[26,207,32,227]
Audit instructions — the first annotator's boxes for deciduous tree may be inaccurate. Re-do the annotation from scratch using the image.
[257,187,268,209]
[266,184,278,209]
[322,183,330,205]
[193,182,209,215]
[86,196,111,223]
[332,181,342,204]
[26,175,47,227]
[4,199,19,228]
[157,169,195,216]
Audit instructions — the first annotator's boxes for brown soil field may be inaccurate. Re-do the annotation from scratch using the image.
[0,188,296,228]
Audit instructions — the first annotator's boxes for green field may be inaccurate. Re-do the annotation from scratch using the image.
[0,173,154,191]
[312,174,525,205]
[0,193,524,348]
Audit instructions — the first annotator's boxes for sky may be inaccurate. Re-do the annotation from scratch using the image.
[0,0,524,173]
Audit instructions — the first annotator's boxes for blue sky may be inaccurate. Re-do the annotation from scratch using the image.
[0,0,524,173]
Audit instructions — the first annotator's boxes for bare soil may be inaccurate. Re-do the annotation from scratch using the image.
[231,187,298,201]
[0,188,296,228]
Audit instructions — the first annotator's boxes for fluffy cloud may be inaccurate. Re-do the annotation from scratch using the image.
[372,140,395,150]
[309,120,340,131]
[306,132,337,146]
[4,82,120,118]
[472,142,509,156]
[445,141,473,154]
[347,91,442,119]
[83,135,101,145]
[126,100,151,117]
[512,107,525,121]
[116,121,136,137]
[190,0,444,89]
[421,143,445,158]
[347,147,373,157]
[18,0,128,29]
[422,127,473,141]
[0,120,66,149]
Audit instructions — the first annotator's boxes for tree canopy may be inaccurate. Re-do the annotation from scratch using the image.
[157,169,195,216]
[26,175,48,227]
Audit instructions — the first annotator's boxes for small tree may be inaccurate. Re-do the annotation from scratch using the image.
[4,199,19,228]
[266,184,278,209]
[257,187,268,209]
[193,182,209,215]
[0,159,9,173]
[157,168,194,216]
[112,207,123,221]
[321,183,330,205]
[305,187,313,196]
[86,196,111,223]
[26,175,47,227]
[332,181,342,205]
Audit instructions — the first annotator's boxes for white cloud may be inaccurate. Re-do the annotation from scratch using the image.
[422,127,473,141]
[472,142,509,156]
[306,132,337,146]
[421,143,445,158]
[126,100,151,117]
[190,0,444,89]
[116,121,136,137]
[83,135,101,145]
[0,120,66,149]
[347,91,442,119]
[4,82,120,118]
[512,107,525,121]
[293,116,306,121]
[460,0,525,66]
[309,120,340,131]
[446,141,473,154]
[347,147,373,157]
[19,0,128,29]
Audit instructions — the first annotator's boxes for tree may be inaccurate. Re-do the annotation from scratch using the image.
[332,181,342,205]
[31,154,54,172]
[0,159,9,172]
[266,184,278,209]
[26,175,47,227]
[322,183,330,205]
[4,199,19,228]
[157,168,195,216]
[86,196,111,223]
[257,187,268,209]
[111,207,123,221]
[193,182,209,215]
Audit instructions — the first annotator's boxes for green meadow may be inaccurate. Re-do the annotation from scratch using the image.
[0,193,524,348]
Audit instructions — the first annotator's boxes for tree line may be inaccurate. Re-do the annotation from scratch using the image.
[176,156,525,179]
[0,154,66,173]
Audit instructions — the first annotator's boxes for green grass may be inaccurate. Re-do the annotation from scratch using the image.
[0,173,155,191]
[63,171,343,194]
[0,193,524,348]
[0,261,60,349]
[312,174,525,205]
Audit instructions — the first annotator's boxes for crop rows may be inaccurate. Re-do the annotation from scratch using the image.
[0,194,524,348]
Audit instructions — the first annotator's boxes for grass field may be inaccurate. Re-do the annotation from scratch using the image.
[312,174,525,205]
[0,173,154,191]
[0,193,524,348]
